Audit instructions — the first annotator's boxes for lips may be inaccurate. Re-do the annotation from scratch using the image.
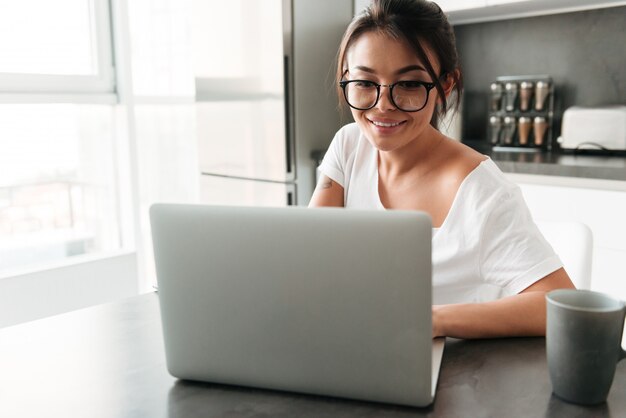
[372,120,402,127]
[367,118,407,128]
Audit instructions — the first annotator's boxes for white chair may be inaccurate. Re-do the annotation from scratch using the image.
[535,220,593,290]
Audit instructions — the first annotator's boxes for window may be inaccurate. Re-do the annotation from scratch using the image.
[0,0,114,94]
[0,1,122,276]
[0,104,121,273]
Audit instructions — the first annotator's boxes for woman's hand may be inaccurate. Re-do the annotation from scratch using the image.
[432,305,445,338]
[430,268,575,339]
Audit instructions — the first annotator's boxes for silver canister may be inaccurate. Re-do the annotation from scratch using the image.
[534,116,548,146]
[490,82,504,111]
[519,81,534,112]
[504,82,518,111]
[489,116,503,144]
[535,81,551,111]
[502,116,516,145]
[518,116,532,145]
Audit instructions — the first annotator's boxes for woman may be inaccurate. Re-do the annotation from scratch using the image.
[309,0,574,339]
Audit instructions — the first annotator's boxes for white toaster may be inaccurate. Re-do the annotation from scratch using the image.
[558,106,626,151]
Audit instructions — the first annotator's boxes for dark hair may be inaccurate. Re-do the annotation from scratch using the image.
[336,0,463,129]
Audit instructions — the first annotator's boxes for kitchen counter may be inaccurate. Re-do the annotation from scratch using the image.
[312,141,626,183]
[464,140,626,182]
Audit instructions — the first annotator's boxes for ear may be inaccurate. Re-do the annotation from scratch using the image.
[437,70,459,105]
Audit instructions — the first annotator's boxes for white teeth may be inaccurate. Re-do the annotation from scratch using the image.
[371,120,402,127]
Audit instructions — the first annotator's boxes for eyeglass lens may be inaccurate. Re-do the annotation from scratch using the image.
[344,81,430,111]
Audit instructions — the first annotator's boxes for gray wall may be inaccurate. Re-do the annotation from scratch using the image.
[454,6,626,142]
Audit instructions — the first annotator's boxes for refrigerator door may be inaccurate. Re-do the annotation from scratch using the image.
[200,174,296,207]
[196,99,289,182]
[194,0,294,183]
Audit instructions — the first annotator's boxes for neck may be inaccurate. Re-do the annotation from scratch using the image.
[378,126,445,179]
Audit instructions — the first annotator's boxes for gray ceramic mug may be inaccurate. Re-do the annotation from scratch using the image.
[546,289,626,405]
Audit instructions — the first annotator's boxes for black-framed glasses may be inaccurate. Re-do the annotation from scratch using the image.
[339,79,437,112]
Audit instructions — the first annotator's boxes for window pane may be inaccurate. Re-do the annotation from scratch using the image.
[0,0,97,75]
[0,104,121,273]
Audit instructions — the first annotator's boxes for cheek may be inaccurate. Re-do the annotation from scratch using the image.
[420,96,439,119]
[351,109,367,124]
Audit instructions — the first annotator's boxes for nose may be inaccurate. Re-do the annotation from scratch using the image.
[375,85,396,111]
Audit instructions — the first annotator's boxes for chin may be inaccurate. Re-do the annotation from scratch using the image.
[363,132,408,153]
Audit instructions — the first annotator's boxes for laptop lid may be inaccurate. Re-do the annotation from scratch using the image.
[150,204,440,407]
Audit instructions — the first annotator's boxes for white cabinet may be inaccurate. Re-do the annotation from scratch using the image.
[506,174,626,299]
[437,0,626,25]
[354,1,626,25]
[436,0,517,12]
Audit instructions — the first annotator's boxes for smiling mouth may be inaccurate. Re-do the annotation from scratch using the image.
[368,119,406,128]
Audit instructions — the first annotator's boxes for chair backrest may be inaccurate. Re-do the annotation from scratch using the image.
[535,220,593,290]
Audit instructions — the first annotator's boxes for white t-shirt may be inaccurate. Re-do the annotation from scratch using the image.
[318,123,562,305]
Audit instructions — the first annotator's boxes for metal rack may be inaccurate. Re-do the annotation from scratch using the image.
[488,75,555,153]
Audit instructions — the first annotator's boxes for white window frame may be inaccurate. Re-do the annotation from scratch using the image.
[0,0,142,325]
[0,0,115,96]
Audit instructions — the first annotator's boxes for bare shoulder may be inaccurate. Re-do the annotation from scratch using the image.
[438,138,487,185]
[416,137,487,226]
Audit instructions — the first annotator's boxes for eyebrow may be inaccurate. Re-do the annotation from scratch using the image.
[351,64,427,75]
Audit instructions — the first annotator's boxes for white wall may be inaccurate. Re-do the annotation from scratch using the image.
[354,0,370,14]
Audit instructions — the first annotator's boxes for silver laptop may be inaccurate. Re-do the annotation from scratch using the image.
[150,204,444,407]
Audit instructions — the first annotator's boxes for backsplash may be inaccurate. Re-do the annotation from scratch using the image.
[454,6,626,142]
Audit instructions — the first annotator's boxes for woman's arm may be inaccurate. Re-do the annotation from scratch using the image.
[308,175,345,207]
[432,267,575,339]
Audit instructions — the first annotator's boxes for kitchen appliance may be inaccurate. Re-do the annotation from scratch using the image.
[196,0,352,207]
[558,106,626,152]
[489,75,555,152]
